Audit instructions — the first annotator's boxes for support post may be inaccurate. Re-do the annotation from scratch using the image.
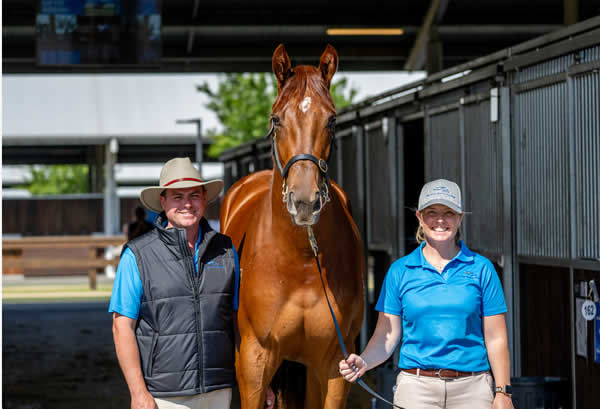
[88,247,97,290]
[564,0,579,25]
[176,118,203,178]
[104,138,119,236]
[501,86,519,376]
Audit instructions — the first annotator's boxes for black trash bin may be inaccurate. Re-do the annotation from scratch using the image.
[510,376,568,409]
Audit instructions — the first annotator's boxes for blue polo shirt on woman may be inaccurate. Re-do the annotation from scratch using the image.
[109,226,240,320]
[376,241,507,372]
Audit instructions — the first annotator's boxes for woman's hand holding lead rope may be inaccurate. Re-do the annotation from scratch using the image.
[339,354,368,383]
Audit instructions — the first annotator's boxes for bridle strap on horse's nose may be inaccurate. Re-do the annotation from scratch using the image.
[306,226,405,409]
[269,124,332,187]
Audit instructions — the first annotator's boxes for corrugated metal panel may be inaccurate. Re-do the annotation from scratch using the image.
[463,100,503,256]
[579,45,600,63]
[428,110,461,183]
[516,54,575,84]
[573,70,600,259]
[515,83,570,258]
[365,122,393,248]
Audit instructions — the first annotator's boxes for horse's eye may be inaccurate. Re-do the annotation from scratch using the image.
[327,117,336,134]
[271,116,281,127]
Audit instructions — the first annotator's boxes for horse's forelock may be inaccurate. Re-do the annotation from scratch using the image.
[273,66,335,113]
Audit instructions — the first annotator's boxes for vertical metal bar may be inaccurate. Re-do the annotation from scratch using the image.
[365,124,373,246]
[104,139,118,235]
[387,116,400,261]
[567,73,578,409]
[355,124,369,351]
[396,121,405,259]
[501,86,519,377]
[195,119,203,179]
[424,106,431,182]
[459,102,468,244]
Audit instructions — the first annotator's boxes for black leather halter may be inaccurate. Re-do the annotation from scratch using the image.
[267,121,335,187]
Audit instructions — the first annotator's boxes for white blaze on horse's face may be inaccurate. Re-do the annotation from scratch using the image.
[300,97,311,113]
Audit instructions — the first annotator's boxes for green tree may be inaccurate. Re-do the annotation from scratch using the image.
[18,165,88,195]
[197,73,358,158]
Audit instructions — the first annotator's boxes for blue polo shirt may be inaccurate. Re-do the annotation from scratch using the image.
[109,226,240,320]
[376,241,507,372]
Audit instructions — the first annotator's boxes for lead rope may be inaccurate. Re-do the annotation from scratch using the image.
[306,226,405,409]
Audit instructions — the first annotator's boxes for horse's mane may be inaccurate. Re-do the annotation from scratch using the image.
[272,66,336,113]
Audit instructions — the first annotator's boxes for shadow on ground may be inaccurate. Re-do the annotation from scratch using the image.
[3,301,374,409]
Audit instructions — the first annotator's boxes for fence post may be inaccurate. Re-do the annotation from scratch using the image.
[88,247,98,290]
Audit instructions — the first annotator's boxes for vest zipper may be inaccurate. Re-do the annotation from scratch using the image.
[180,229,205,394]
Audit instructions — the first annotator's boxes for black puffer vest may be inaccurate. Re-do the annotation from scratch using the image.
[126,214,236,397]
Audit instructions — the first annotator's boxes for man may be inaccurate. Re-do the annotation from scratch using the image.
[109,157,240,409]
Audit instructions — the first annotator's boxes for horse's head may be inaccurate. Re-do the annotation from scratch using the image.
[270,44,338,226]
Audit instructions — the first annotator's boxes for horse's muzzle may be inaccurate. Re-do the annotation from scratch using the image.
[286,191,324,226]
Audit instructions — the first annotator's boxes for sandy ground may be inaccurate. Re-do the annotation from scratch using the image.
[2,284,377,409]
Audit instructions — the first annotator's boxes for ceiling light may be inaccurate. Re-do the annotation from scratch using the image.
[326,28,404,36]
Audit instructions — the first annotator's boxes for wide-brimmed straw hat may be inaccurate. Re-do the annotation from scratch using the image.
[140,157,223,213]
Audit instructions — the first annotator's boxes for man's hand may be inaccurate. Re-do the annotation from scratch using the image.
[338,353,368,383]
[264,386,275,409]
[131,390,158,409]
[492,392,514,409]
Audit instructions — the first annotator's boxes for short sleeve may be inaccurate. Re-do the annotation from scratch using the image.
[108,248,143,320]
[375,263,403,316]
[233,246,241,311]
[480,260,507,316]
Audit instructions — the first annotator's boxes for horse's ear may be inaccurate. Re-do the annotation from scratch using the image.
[318,44,338,89]
[273,44,292,93]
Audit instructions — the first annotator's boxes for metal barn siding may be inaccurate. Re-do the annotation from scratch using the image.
[580,44,600,63]
[517,54,576,83]
[463,99,504,257]
[515,82,571,258]
[339,126,366,241]
[365,121,394,250]
[573,70,600,259]
[427,109,461,183]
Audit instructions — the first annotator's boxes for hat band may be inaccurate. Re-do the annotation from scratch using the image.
[164,177,203,186]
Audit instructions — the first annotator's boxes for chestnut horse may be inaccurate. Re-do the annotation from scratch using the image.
[220,44,364,409]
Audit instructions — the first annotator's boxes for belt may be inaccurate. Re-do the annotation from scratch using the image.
[401,368,480,379]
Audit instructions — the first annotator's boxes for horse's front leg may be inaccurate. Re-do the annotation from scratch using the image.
[237,335,280,409]
[321,364,352,409]
[313,341,355,409]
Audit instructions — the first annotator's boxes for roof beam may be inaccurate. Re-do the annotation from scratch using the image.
[404,0,449,71]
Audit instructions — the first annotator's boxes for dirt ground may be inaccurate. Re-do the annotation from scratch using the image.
[2,301,376,409]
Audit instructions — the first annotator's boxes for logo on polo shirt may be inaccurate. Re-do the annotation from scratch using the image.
[463,271,477,280]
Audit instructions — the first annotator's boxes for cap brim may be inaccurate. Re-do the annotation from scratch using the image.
[418,199,463,214]
[140,179,224,213]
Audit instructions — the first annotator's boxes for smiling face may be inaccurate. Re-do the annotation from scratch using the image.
[160,186,207,230]
[416,204,463,244]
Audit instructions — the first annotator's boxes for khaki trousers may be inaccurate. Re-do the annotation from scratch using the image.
[393,371,494,409]
[154,388,232,409]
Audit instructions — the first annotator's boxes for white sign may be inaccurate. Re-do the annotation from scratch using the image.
[582,299,597,321]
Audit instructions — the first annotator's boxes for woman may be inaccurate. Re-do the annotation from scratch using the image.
[339,179,514,409]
